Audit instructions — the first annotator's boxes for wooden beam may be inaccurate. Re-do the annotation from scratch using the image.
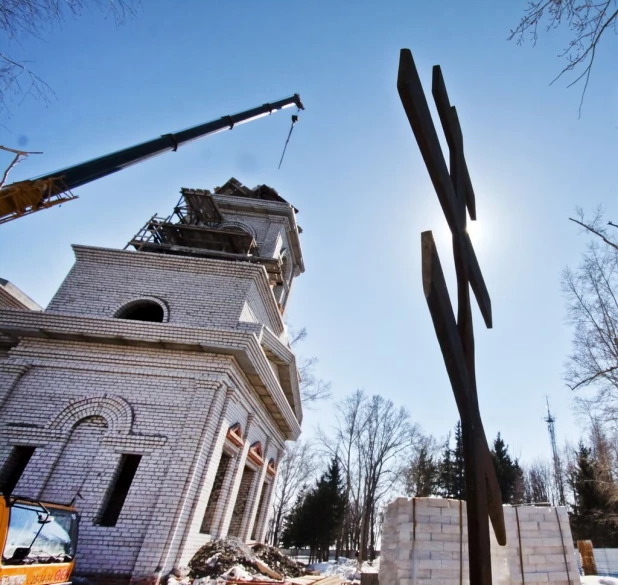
[397,49,460,234]
[431,67,477,221]
[421,231,470,415]
[465,232,492,328]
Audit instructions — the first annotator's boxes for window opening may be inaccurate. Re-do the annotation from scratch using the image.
[98,454,141,527]
[228,466,256,537]
[251,482,270,540]
[200,453,231,534]
[0,446,35,496]
[115,300,164,322]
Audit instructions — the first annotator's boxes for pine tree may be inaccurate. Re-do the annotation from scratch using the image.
[281,457,346,562]
[438,432,455,498]
[452,421,466,500]
[405,440,438,497]
[512,459,525,504]
[491,433,518,504]
[569,441,618,546]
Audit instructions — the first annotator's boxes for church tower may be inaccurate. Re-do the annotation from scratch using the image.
[0,179,304,584]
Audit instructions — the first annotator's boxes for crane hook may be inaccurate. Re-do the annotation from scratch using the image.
[278,114,299,170]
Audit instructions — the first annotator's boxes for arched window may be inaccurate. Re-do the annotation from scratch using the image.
[114,299,166,323]
[274,251,292,306]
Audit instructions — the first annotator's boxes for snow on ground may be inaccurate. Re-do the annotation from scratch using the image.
[307,558,379,582]
[581,577,618,585]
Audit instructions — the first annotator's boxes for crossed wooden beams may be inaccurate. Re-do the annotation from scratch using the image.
[397,49,507,585]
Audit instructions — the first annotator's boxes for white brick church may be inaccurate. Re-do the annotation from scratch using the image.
[0,178,304,584]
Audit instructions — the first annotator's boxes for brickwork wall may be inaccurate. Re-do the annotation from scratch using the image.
[0,190,304,582]
[380,498,579,585]
[211,196,296,261]
[0,338,287,580]
[47,246,283,335]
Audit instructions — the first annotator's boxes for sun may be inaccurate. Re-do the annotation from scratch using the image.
[466,218,483,246]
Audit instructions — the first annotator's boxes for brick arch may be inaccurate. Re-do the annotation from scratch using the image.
[280,249,293,283]
[217,220,257,241]
[48,395,133,435]
[112,296,169,322]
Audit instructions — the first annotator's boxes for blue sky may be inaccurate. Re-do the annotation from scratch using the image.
[0,0,616,463]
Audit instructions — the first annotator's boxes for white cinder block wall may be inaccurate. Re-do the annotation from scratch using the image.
[380,498,579,585]
[0,181,304,585]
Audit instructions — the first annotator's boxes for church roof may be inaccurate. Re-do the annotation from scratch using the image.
[213,178,298,212]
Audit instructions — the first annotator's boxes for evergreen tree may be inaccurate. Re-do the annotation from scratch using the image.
[404,439,439,497]
[281,457,346,562]
[569,441,618,546]
[491,433,519,504]
[437,432,455,498]
[452,421,466,500]
[512,459,525,504]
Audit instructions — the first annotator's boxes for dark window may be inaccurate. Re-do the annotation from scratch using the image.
[0,446,35,496]
[200,453,231,534]
[115,301,164,322]
[251,482,270,540]
[98,454,141,527]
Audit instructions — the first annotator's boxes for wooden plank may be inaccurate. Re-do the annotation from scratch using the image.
[360,573,379,585]
[397,49,460,235]
[578,541,597,576]
[421,231,470,416]
[431,66,477,221]
[465,232,492,329]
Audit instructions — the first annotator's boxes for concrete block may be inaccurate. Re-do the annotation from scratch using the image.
[431,532,461,542]
[431,568,459,579]
[546,572,569,582]
[524,572,549,582]
[431,514,452,524]
[414,541,445,551]
[442,523,461,534]
[417,559,443,570]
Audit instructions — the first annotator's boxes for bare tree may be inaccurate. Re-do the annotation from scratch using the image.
[357,395,420,565]
[509,0,618,115]
[524,459,555,504]
[563,208,618,423]
[289,326,332,406]
[319,390,420,565]
[317,389,366,557]
[266,440,317,547]
[0,0,137,115]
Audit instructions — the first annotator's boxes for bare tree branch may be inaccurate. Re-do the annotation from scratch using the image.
[570,216,618,250]
[0,144,42,187]
[509,0,618,115]
[564,209,618,423]
[288,325,333,406]
[0,0,138,116]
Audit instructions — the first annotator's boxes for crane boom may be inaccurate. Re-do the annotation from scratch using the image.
[0,94,304,225]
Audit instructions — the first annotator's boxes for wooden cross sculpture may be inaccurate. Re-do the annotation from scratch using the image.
[397,49,507,585]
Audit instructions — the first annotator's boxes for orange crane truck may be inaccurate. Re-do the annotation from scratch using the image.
[0,495,79,585]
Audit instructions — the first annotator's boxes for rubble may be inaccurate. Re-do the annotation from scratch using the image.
[251,543,306,578]
[189,538,308,581]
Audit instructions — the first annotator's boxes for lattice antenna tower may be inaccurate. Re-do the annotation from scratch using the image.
[544,397,566,506]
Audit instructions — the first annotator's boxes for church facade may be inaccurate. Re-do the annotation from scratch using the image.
[0,179,304,584]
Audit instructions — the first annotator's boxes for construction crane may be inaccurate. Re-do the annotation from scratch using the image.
[544,397,566,506]
[0,94,304,225]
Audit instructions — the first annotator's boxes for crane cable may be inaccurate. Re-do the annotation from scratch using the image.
[278,114,299,170]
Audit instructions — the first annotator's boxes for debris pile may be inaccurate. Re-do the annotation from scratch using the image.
[252,543,307,578]
[189,538,308,581]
